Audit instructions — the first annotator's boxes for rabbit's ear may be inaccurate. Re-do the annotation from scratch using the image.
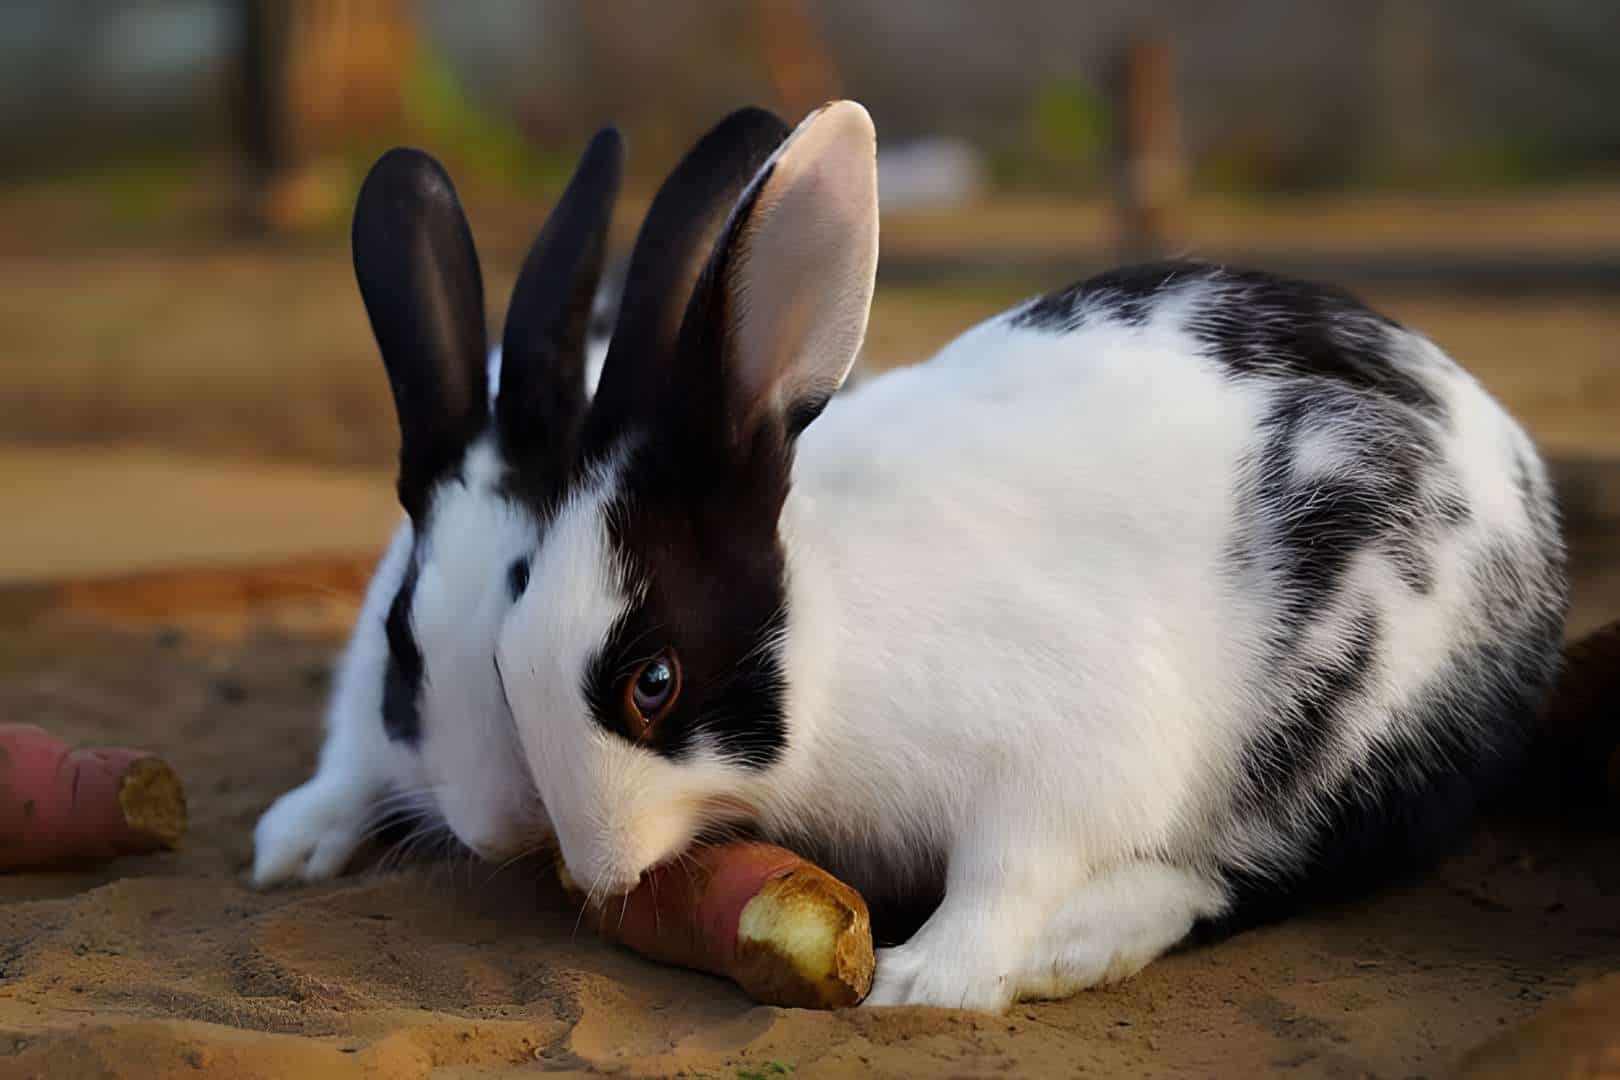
[352,148,488,520]
[687,101,879,448]
[584,107,790,449]
[497,128,624,495]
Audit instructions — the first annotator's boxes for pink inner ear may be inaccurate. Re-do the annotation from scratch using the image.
[726,102,879,429]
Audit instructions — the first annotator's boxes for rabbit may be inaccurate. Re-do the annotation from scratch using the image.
[252,130,622,884]
[252,109,795,886]
[493,100,1568,1011]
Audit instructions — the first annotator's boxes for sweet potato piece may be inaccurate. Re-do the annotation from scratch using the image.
[0,724,187,871]
[563,841,874,1009]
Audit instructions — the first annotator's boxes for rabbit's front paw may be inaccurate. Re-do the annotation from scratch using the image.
[251,780,378,887]
[865,939,1018,1012]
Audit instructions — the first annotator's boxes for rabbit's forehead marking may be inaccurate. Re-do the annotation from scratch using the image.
[551,434,793,769]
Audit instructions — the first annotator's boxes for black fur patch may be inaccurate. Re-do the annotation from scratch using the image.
[1236,606,1382,811]
[1015,261,1442,408]
[580,436,792,768]
[1234,382,1468,650]
[1009,261,1178,331]
[1218,369,1480,877]
[570,135,801,769]
[1180,269,1437,415]
[381,557,424,746]
[1200,543,1565,940]
[506,556,531,602]
[1170,264,1472,726]
[584,109,788,452]
[529,109,794,769]
[496,128,621,510]
[351,148,490,523]
[1095,262,1572,936]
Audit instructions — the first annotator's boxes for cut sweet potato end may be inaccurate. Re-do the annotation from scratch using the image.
[117,757,187,849]
[734,866,874,1009]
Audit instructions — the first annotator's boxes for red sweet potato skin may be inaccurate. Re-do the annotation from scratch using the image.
[0,724,186,871]
[581,843,805,980]
[566,841,874,1008]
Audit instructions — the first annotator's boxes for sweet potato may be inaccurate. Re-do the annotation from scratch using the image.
[563,841,874,1009]
[0,724,187,871]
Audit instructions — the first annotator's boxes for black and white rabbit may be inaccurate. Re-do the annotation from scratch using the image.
[252,110,796,885]
[494,101,1567,1010]
[252,129,625,883]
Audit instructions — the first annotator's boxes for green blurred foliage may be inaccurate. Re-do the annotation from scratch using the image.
[397,47,574,195]
[988,77,1109,193]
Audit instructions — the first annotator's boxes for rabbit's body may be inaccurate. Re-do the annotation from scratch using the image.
[761,264,1566,962]
[498,105,1567,1011]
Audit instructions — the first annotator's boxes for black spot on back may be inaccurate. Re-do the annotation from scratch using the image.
[1019,265,1466,651]
[1232,381,1465,655]
[1010,261,1186,332]
[1013,261,1441,417]
[1215,341,1488,918]
[382,557,424,746]
[1061,263,1573,937]
[1201,543,1564,939]
[1180,267,1438,414]
[1236,605,1381,812]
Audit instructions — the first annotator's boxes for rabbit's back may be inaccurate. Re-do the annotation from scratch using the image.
[783,263,1565,921]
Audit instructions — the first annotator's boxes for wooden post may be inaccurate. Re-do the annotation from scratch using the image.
[1108,36,1183,262]
[754,0,841,119]
[230,0,414,234]
[231,0,290,229]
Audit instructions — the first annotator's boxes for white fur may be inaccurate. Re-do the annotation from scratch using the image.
[253,523,424,884]
[255,335,608,887]
[584,336,609,400]
[498,103,1558,1011]
[409,439,544,852]
[253,436,542,885]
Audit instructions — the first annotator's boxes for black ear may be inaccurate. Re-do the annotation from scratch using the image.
[497,128,625,495]
[353,148,488,521]
[583,107,790,450]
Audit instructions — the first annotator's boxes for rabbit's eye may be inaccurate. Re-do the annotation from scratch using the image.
[625,650,681,740]
[507,557,531,601]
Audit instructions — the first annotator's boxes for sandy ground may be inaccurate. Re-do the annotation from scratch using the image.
[0,447,395,585]
[0,535,1614,1079]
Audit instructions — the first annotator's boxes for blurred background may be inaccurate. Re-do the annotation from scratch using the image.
[4,1,1618,614]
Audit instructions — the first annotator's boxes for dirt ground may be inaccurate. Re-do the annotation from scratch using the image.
[0,550,1616,1080]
